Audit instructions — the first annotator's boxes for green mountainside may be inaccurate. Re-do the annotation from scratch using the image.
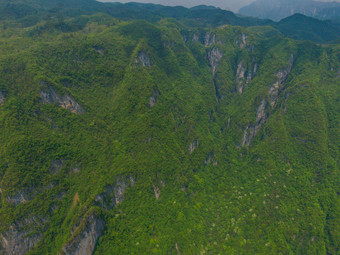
[0,1,339,254]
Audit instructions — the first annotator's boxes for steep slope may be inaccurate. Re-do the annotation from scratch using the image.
[0,6,339,255]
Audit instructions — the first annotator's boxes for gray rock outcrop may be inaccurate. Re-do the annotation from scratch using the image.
[40,85,84,114]
[208,48,223,76]
[134,51,151,67]
[204,32,216,47]
[153,180,165,199]
[6,188,33,206]
[95,176,135,209]
[189,140,199,154]
[62,214,104,255]
[0,216,44,255]
[236,33,248,49]
[241,55,294,147]
[0,92,5,106]
[192,34,199,42]
[235,61,258,94]
[242,99,268,147]
[50,159,64,175]
[269,54,294,107]
[149,89,160,107]
[92,46,104,55]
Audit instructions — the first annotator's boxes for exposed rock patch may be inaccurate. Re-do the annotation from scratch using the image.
[113,178,128,205]
[153,180,165,199]
[72,166,81,174]
[181,33,188,43]
[175,243,181,255]
[204,32,216,47]
[192,34,199,42]
[6,188,33,206]
[62,213,104,255]
[235,61,258,94]
[6,184,56,206]
[236,33,247,49]
[208,48,223,76]
[40,85,84,114]
[242,55,294,146]
[153,185,161,199]
[242,99,267,147]
[205,152,218,165]
[0,216,45,255]
[149,89,160,107]
[0,92,5,106]
[269,54,294,108]
[92,46,104,55]
[134,51,151,67]
[189,140,199,154]
[50,159,64,175]
[95,176,135,209]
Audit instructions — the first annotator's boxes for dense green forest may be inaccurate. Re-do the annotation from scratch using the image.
[0,0,339,254]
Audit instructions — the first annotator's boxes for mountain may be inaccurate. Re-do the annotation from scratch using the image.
[0,1,339,254]
[239,0,340,21]
[274,13,340,43]
[1,0,339,43]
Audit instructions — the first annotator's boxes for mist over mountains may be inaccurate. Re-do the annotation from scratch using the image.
[239,0,340,21]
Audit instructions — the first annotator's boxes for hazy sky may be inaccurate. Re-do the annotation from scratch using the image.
[100,0,340,12]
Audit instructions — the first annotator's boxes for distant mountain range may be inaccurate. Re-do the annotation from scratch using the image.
[1,0,340,43]
[239,0,340,21]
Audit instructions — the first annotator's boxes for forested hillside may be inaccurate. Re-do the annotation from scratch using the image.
[0,1,339,254]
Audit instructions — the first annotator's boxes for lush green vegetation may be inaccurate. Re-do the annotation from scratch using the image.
[0,1,339,254]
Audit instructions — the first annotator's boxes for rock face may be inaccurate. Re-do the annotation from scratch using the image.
[62,214,104,255]
[235,62,257,94]
[92,46,104,55]
[205,152,218,165]
[241,55,294,147]
[149,89,160,107]
[0,92,5,106]
[40,85,84,114]
[236,33,248,49]
[153,180,165,199]
[95,176,135,209]
[242,99,268,147]
[153,185,161,199]
[6,188,33,206]
[0,216,43,255]
[208,48,223,76]
[181,33,188,43]
[189,140,199,154]
[269,54,294,107]
[134,51,151,67]
[192,34,199,42]
[204,32,216,47]
[50,159,64,175]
